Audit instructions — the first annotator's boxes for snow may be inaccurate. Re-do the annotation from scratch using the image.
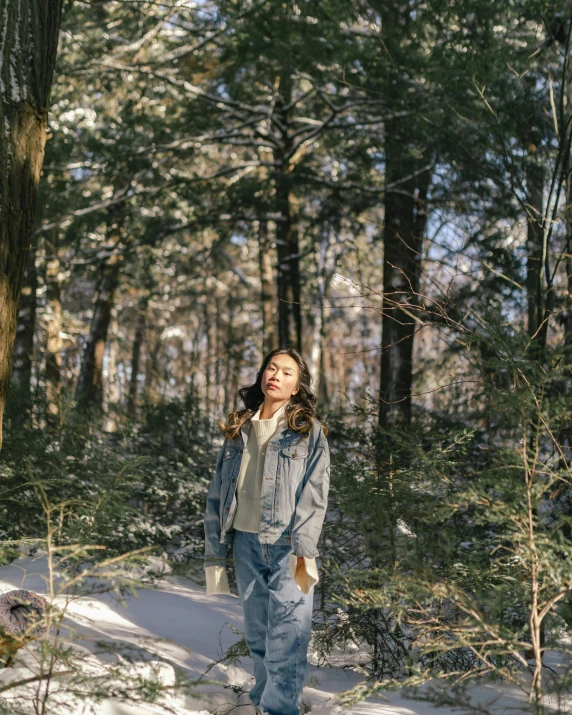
[0,554,561,714]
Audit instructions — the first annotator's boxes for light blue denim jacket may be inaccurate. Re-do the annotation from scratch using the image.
[204,416,330,568]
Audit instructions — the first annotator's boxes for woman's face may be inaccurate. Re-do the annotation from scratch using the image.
[261,354,300,402]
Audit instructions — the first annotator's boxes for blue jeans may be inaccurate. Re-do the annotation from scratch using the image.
[233,529,314,715]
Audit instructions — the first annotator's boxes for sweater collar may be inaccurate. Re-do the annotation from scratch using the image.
[241,400,289,444]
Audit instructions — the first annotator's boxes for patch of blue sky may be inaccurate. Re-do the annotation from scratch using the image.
[230,233,248,245]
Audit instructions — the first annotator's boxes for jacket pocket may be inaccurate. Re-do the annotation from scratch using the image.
[281,444,309,459]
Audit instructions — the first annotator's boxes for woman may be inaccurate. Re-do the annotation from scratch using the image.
[203,347,330,715]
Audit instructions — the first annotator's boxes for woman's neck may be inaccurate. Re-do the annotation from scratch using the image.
[259,399,288,420]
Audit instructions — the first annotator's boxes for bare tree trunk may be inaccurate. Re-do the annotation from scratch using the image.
[0,0,65,446]
[564,72,572,358]
[11,244,37,420]
[566,174,572,359]
[525,154,545,343]
[379,122,430,430]
[204,281,218,426]
[273,71,302,352]
[143,329,162,405]
[376,2,432,432]
[309,224,338,399]
[127,292,149,417]
[45,227,63,426]
[275,171,302,351]
[215,293,223,415]
[106,314,120,415]
[228,353,242,413]
[258,219,278,355]
[318,292,331,408]
[76,250,122,410]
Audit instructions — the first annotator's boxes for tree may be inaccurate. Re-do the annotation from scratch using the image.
[0,0,65,447]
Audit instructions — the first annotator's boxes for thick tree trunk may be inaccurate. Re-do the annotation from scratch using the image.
[0,0,65,446]
[275,172,302,352]
[525,155,545,344]
[273,71,302,352]
[377,3,431,431]
[11,244,37,419]
[45,227,63,426]
[76,250,122,410]
[258,219,278,355]
[127,292,148,417]
[379,122,430,430]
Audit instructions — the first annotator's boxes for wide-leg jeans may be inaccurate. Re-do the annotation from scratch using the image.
[233,529,314,715]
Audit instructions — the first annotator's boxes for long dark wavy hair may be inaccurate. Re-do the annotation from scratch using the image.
[220,348,328,440]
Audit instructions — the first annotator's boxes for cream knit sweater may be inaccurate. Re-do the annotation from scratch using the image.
[205,402,319,596]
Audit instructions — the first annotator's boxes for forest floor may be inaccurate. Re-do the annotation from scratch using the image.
[0,555,565,715]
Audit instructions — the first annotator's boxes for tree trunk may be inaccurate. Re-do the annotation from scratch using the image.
[258,219,278,355]
[76,250,122,410]
[273,71,302,352]
[379,122,430,430]
[45,227,63,426]
[309,223,338,400]
[143,330,162,405]
[127,292,149,417]
[566,172,572,360]
[275,173,302,352]
[318,287,331,408]
[377,2,431,431]
[0,0,65,447]
[11,244,37,421]
[525,155,545,344]
[564,71,572,359]
[204,281,218,427]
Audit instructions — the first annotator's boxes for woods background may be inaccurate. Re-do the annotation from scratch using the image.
[2,0,572,712]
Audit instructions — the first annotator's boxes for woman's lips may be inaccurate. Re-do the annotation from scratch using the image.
[268,384,279,389]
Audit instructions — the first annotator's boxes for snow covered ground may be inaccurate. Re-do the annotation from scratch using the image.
[0,554,563,715]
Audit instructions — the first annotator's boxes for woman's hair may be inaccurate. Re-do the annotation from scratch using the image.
[220,348,328,440]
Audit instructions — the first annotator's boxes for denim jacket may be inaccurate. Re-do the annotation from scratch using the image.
[204,416,330,568]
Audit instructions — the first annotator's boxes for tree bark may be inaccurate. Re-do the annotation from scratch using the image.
[566,173,572,360]
[76,249,122,410]
[258,219,278,355]
[564,63,572,359]
[0,0,65,446]
[525,155,545,343]
[45,227,63,426]
[273,71,302,352]
[143,330,162,405]
[379,122,430,430]
[127,291,149,417]
[309,223,338,400]
[377,3,431,431]
[11,243,37,420]
[204,280,218,425]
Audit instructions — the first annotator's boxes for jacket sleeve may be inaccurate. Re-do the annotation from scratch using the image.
[291,427,330,559]
[203,438,230,569]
